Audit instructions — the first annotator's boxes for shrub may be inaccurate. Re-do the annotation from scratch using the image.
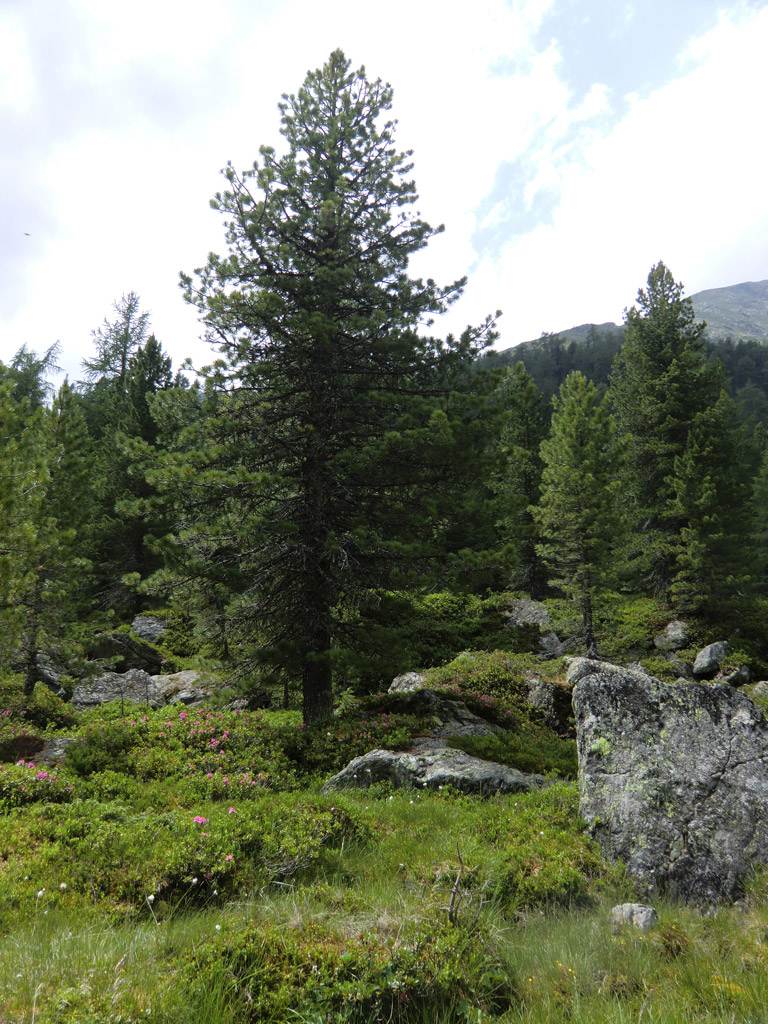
[66,722,137,776]
[0,759,74,808]
[3,795,369,911]
[486,784,624,910]
[184,917,516,1023]
[0,673,77,730]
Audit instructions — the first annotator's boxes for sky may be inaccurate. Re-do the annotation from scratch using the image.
[1,0,767,378]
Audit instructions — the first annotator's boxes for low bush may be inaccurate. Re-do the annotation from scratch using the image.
[485,784,627,910]
[184,917,516,1023]
[0,759,74,808]
[2,795,369,914]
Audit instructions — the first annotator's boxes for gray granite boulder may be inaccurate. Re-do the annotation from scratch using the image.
[389,672,426,694]
[539,632,566,659]
[387,688,502,743]
[574,658,768,903]
[323,747,545,796]
[610,903,657,931]
[693,641,728,679]
[130,615,167,643]
[72,669,211,710]
[654,621,690,653]
[506,599,550,628]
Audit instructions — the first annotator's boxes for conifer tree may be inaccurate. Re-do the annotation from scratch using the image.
[533,372,618,654]
[493,363,548,595]
[181,50,492,723]
[610,262,722,596]
[669,390,757,613]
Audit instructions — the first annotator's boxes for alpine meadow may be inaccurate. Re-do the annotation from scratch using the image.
[4,46,768,1024]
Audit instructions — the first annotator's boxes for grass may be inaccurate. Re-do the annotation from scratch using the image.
[3,787,768,1022]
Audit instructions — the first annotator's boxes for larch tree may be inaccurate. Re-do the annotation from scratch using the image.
[181,50,492,724]
[533,372,619,655]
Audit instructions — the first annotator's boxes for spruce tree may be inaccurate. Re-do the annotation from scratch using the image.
[533,372,618,654]
[181,50,491,723]
[493,363,548,595]
[610,262,722,596]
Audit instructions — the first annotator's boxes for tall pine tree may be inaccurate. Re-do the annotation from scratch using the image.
[610,262,722,596]
[181,50,492,723]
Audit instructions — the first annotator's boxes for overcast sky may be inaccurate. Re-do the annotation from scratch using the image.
[1,0,767,378]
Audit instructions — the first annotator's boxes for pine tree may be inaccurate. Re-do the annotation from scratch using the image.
[533,372,618,654]
[82,292,149,388]
[181,50,492,723]
[610,262,723,596]
[752,446,768,594]
[669,390,757,613]
[493,363,548,595]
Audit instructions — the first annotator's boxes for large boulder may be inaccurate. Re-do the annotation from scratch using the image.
[130,615,167,643]
[386,688,502,742]
[653,621,690,653]
[506,599,550,628]
[72,669,211,710]
[323,747,545,796]
[574,659,768,903]
[693,641,728,679]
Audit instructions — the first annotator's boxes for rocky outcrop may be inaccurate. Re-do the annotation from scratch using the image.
[538,632,566,659]
[87,630,164,674]
[389,672,426,694]
[721,665,751,687]
[387,688,502,743]
[130,615,167,643]
[574,659,768,903]
[653,621,690,653]
[693,641,728,679]
[323,747,545,796]
[72,669,211,710]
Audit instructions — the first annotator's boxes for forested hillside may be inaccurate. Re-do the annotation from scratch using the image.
[3,50,768,1024]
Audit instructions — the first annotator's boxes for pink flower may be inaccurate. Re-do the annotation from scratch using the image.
[209,738,219,748]
[193,815,208,825]
[225,853,234,862]
[227,806,237,814]
[205,772,214,780]
[178,711,188,720]
[35,770,50,781]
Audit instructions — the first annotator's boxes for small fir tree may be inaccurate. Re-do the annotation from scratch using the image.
[533,372,618,654]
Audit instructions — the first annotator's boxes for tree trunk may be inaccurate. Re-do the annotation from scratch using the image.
[302,624,333,725]
[21,572,44,698]
[581,585,598,659]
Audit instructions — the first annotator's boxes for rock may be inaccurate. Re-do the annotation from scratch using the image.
[72,668,212,710]
[224,691,272,711]
[389,672,426,694]
[36,653,68,697]
[506,598,550,628]
[388,688,501,742]
[654,620,690,653]
[574,659,768,903]
[130,615,167,643]
[525,678,573,735]
[323,747,546,796]
[565,657,652,690]
[36,737,74,766]
[627,661,652,677]
[720,665,751,687]
[666,654,693,678]
[539,632,566,659]
[610,903,657,931]
[87,630,164,674]
[751,682,768,699]
[692,641,728,679]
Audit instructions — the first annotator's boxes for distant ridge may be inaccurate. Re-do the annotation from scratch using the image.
[503,278,768,356]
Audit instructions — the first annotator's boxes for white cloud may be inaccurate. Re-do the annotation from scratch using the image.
[0,0,766,376]
[462,2,768,344]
